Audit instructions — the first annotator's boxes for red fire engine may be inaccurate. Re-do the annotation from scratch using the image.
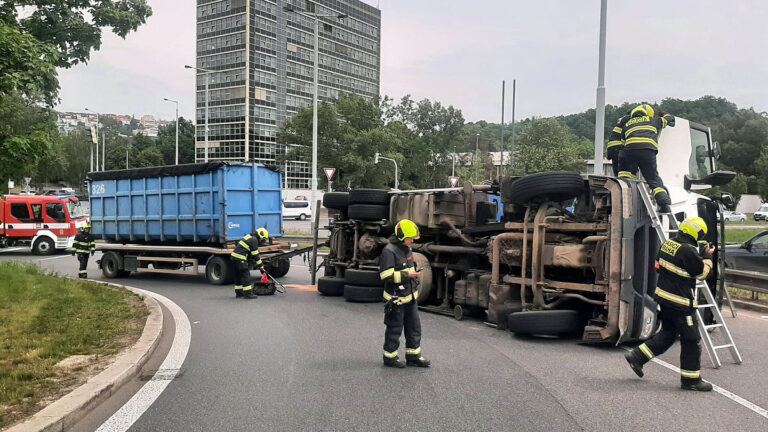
[0,195,89,255]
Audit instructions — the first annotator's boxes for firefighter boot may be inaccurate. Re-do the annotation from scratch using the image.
[624,351,644,378]
[234,288,243,298]
[681,380,713,392]
[383,356,406,368]
[406,355,431,368]
[242,287,257,299]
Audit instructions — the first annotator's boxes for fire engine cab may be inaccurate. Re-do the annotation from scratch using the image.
[0,195,89,255]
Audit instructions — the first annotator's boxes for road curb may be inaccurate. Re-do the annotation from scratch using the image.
[731,298,768,314]
[6,283,164,432]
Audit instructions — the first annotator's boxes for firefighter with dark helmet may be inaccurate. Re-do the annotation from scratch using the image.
[379,219,430,368]
[624,217,714,391]
[231,227,268,299]
[71,222,95,279]
[617,103,676,213]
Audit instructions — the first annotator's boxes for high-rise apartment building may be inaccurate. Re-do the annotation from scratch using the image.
[195,0,381,189]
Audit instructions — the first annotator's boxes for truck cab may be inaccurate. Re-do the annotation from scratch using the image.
[0,195,89,254]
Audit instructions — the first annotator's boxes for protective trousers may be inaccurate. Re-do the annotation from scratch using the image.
[77,253,89,278]
[607,147,622,176]
[618,148,671,208]
[630,306,702,384]
[383,299,422,360]
[232,259,252,293]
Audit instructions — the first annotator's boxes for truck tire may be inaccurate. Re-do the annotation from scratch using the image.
[344,268,383,286]
[349,189,390,205]
[206,256,232,285]
[348,204,389,221]
[323,192,350,210]
[503,172,585,205]
[499,177,520,204]
[32,236,55,256]
[268,258,290,278]
[343,284,384,303]
[411,252,434,305]
[318,276,345,296]
[101,251,125,278]
[507,310,585,336]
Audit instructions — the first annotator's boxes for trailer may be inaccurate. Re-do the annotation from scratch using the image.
[88,162,308,284]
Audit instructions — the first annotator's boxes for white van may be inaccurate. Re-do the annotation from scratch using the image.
[282,200,311,220]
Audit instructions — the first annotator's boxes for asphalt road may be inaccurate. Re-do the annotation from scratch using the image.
[2,249,768,431]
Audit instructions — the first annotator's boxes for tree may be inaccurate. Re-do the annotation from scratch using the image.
[0,92,56,189]
[0,0,152,104]
[157,118,196,165]
[511,118,584,174]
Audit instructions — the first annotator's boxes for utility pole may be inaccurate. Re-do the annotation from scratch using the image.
[593,0,608,175]
[501,80,505,177]
[475,133,480,183]
[163,98,180,164]
[510,79,516,169]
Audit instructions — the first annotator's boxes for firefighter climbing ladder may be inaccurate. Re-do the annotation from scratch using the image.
[637,182,742,368]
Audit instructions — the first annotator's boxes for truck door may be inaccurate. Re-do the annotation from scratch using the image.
[45,202,68,235]
[7,202,34,238]
[30,203,45,230]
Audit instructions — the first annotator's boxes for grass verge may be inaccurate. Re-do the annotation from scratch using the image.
[724,228,765,243]
[0,262,148,428]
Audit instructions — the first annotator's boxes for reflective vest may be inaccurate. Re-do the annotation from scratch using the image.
[72,231,95,254]
[655,234,712,311]
[621,114,673,151]
[231,234,263,265]
[379,238,418,303]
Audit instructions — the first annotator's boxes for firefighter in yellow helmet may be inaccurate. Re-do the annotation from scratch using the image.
[624,217,714,391]
[230,228,269,299]
[379,219,430,368]
[616,104,676,212]
[71,222,95,279]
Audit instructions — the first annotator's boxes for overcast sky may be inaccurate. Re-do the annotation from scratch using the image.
[55,0,768,122]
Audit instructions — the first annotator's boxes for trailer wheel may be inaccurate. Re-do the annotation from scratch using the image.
[323,192,350,210]
[349,189,390,205]
[32,236,55,256]
[503,172,585,205]
[507,310,585,336]
[343,284,383,303]
[348,204,389,221]
[269,258,290,278]
[206,256,232,285]
[318,276,345,296]
[101,252,124,278]
[411,252,434,305]
[344,268,384,286]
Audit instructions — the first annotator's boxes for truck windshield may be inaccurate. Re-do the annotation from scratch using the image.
[67,200,86,219]
[688,127,713,180]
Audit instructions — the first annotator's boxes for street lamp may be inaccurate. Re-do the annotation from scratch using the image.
[163,98,180,164]
[283,5,347,217]
[374,152,398,190]
[185,65,212,162]
[475,133,480,183]
[85,108,101,171]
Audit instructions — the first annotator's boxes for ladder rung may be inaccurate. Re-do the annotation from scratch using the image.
[713,344,733,350]
[698,303,716,308]
[704,324,723,329]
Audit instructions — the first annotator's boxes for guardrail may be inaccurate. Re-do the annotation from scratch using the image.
[725,268,768,300]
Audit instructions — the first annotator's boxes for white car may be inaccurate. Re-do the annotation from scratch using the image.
[754,204,768,222]
[282,200,311,220]
[723,211,747,222]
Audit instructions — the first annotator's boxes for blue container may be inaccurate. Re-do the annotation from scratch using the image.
[88,162,282,244]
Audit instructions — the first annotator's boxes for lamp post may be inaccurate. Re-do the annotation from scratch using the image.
[475,133,480,183]
[593,0,608,175]
[374,153,398,190]
[283,5,347,217]
[85,108,100,171]
[163,98,180,165]
[185,65,212,162]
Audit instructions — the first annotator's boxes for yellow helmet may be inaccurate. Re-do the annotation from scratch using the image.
[679,217,707,241]
[256,227,269,240]
[82,222,91,230]
[631,103,655,118]
[395,219,420,241]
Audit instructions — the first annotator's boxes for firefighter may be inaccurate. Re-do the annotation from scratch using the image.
[624,217,714,391]
[231,228,268,299]
[606,111,630,176]
[617,104,676,213]
[379,219,430,368]
[71,222,95,279]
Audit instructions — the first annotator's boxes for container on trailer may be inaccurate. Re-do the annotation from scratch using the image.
[87,162,282,244]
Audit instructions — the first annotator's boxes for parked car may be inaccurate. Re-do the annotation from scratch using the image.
[282,200,311,220]
[753,204,768,221]
[723,211,747,222]
[725,230,768,272]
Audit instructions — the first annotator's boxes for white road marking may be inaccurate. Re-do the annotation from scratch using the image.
[0,247,25,253]
[95,288,191,432]
[625,348,768,420]
[37,255,70,262]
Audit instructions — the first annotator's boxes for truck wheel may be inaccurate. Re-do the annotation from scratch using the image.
[32,237,55,256]
[348,204,389,221]
[318,276,345,296]
[269,258,290,278]
[101,252,124,278]
[412,252,434,305]
[344,268,383,286]
[503,172,585,205]
[206,256,232,285]
[507,310,585,336]
[349,189,390,205]
[343,284,383,303]
[323,192,349,210]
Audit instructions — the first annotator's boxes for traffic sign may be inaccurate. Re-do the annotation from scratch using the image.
[324,168,336,181]
[449,176,460,187]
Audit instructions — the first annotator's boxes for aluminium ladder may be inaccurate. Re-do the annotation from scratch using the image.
[637,182,742,368]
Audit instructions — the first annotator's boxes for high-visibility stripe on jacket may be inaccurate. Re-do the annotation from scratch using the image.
[231,234,262,265]
[72,231,95,254]
[379,237,417,300]
[621,114,674,151]
[655,234,712,311]
[607,114,630,151]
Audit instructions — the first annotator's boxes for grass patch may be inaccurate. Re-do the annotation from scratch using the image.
[0,262,148,428]
[725,228,765,243]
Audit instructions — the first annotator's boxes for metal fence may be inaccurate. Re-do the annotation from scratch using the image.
[725,269,768,301]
